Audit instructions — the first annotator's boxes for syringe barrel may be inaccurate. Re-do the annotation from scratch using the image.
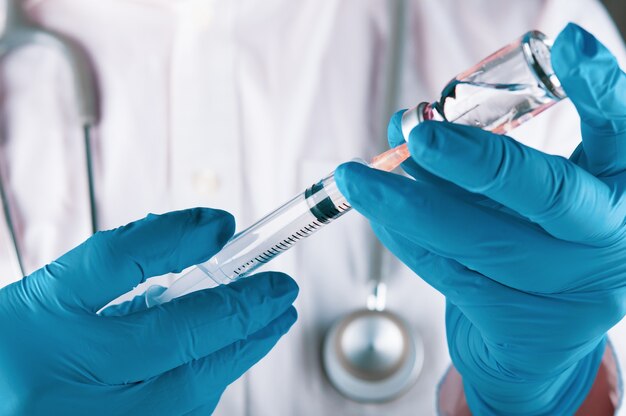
[202,172,350,283]
[147,172,351,305]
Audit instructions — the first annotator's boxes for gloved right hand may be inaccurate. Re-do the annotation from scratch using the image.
[0,208,298,415]
[336,23,626,415]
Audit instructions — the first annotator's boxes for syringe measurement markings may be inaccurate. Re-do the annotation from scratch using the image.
[233,220,324,276]
[234,259,257,276]
[233,196,345,276]
[230,173,343,276]
[338,203,350,211]
[257,253,271,262]
[232,177,350,276]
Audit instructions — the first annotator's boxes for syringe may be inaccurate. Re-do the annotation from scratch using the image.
[145,30,566,307]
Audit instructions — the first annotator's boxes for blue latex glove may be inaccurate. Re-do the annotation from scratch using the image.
[0,208,298,415]
[335,23,626,415]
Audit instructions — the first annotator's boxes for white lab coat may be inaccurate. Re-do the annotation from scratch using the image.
[2,0,626,414]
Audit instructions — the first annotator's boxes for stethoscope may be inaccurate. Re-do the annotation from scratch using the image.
[0,0,99,276]
[323,278,425,402]
[321,0,425,403]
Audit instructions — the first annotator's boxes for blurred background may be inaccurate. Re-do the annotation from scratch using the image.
[603,0,626,39]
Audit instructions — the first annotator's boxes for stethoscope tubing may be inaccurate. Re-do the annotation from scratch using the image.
[84,124,98,234]
[0,0,99,276]
[0,163,24,275]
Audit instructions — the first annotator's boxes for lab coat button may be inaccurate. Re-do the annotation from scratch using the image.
[192,169,220,197]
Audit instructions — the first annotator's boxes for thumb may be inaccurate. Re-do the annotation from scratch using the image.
[552,23,626,176]
[39,208,235,312]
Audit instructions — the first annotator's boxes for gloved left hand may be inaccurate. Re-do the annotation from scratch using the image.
[336,23,626,415]
[0,208,298,415]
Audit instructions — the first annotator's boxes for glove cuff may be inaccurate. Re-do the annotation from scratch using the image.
[461,337,606,415]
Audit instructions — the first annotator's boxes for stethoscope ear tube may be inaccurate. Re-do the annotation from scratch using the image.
[0,169,25,276]
[0,0,100,276]
[83,124,98,234]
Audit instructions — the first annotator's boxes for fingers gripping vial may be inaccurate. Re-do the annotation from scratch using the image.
[145,30,566,307]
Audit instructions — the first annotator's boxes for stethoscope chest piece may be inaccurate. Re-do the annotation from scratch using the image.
[322,308,424,403]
